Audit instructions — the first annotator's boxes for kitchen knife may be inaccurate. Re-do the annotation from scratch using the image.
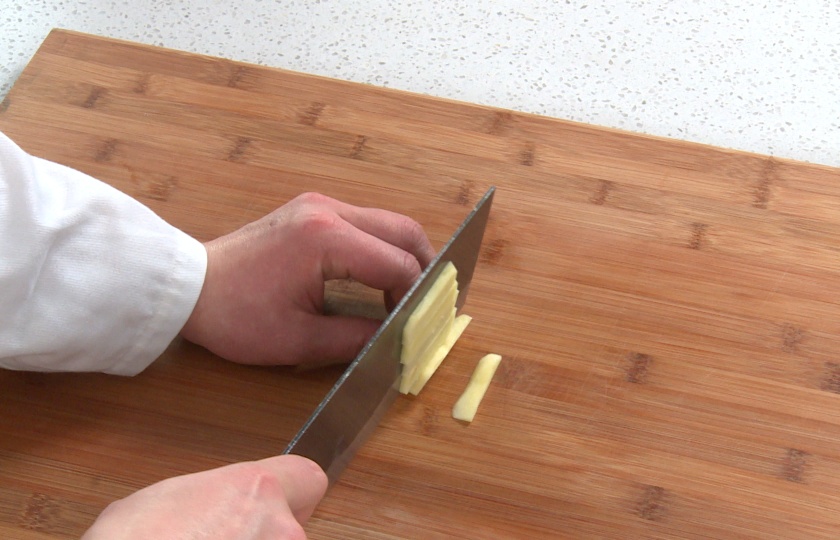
[283,186,496,486]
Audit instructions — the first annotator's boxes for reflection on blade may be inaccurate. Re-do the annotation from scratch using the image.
[283,187,496,486]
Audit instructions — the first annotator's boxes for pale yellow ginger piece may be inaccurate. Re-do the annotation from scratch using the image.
[400,306,455,393]
[399,261,467,395]
[401,263,456,345]
[401,284,457,366]
[408,314,472,395]
[452,354,502,422]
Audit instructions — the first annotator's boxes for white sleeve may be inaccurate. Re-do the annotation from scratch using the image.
[0,131,207,376]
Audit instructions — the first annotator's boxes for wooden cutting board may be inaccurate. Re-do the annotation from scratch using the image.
[3,29,840,539]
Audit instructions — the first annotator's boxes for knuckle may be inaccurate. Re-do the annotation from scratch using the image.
[295,208,343,238]
[95,498,124,520]
[401,217,426,247]
[398,249,421,281]
[238,462,284,498]
[398,217,433,266]
[293,191,330,207]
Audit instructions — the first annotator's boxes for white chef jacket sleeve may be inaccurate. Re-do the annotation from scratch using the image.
[0,131,207,375]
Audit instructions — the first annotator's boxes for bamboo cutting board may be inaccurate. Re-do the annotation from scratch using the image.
[3,29,840,539]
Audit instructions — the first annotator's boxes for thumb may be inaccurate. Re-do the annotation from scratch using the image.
[259,455,328,524]
[300,315,383,366]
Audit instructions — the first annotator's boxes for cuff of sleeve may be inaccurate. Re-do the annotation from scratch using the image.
[104,232,208,376]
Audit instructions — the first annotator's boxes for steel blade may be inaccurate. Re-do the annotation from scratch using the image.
[283,187,496,486]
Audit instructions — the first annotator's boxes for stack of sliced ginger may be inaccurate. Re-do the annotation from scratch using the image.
[399,261,500,423]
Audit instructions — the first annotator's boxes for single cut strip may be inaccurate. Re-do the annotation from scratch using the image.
[452,354,502,422]
[399,261,470,394]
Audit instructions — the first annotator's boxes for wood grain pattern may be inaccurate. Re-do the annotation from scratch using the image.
[3,29,840,538]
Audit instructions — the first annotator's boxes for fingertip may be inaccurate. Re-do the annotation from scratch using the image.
[306,457,329,498]
[287,455,329,494]
[282,453,325,474]
[406,218,436,269]
[419,243,437,270]
[261,454,328,524]
[289,455,328,523]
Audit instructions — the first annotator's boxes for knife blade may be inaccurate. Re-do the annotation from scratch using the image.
[283,186,496,486]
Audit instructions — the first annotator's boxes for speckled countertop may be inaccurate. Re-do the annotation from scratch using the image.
[1,1,838,167]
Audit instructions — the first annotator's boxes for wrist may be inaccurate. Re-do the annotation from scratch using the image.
[179,242,212,345]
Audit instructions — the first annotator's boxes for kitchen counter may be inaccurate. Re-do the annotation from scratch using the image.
[1,1,838,167]
[4,26,840,540]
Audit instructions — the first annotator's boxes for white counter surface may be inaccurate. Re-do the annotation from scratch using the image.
[2,1,838,167]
